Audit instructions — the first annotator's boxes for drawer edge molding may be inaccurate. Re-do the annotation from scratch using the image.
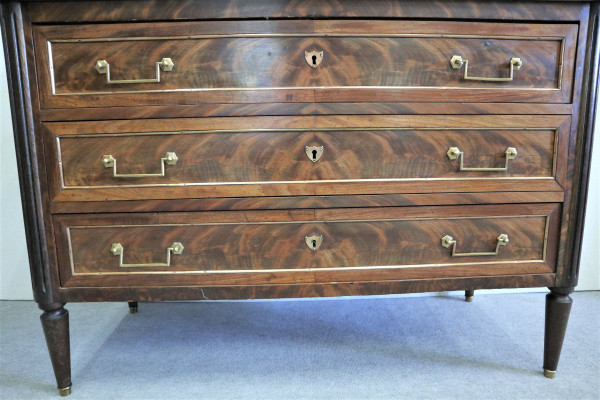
[43,115,571,202]
[54,203,561,286]
[57,274,558,301]
[64,214,553,277]
[34,20,578,107]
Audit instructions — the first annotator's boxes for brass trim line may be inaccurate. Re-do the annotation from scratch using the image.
[49,33,568,43]
[67,214,553,227]
[66,214,551,277]
[45,33,566,96]
[60,177,557,191]
[542,214,551,263]
[70,259,548,277]
[55,127,559,190]
[59,126,562,138]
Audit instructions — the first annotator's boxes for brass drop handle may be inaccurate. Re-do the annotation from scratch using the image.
[102,152,178,178]
[110,242,184,268]
[447,147,517,172]
[305,235,323,251]
[441,234,509,257]
[95,58,174,84]
[450,55,523,82]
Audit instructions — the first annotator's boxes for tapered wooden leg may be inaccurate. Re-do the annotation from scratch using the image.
[40,304,72,396]
[128,301,138,313]
[465,290,474,302]
[543,287,573,378]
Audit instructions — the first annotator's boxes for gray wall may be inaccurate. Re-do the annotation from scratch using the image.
[0,36,598,300]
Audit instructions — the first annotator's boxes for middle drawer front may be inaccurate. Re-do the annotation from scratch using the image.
[56,204,559,287]
[45,115,569,202]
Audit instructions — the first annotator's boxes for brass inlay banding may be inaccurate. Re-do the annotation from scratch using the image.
[66,214,551,277]
[542,214,551,263]
[45,32,566,96]
[49,33,567,43]
[71,260,547,276]
[55,127,560,190]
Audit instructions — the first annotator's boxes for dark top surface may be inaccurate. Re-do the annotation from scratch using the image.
[2,0,596,3]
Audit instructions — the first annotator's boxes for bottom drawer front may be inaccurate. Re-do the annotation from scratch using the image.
[57,204,558,286]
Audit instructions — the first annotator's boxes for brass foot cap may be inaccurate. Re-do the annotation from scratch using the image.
[543,369,556,379]
[58,386,72,396]
[465,296,474,302]
[129,306,138,314]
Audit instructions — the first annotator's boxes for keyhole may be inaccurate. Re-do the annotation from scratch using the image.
[312,55,317,65]
[312,240,317,249]
[312,149,318,161]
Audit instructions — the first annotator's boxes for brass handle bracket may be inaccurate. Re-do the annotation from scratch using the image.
[441,234,509,257]
[95,58,174,84]
[450,55,522,82]
[447,146,517,172]
[102,152,178,178]
[111,242,184,268]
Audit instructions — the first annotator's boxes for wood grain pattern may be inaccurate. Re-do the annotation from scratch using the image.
[44,114,570,203]
[39,305,71,393]
[556,2,599,288]
[48,192,565,215]
[57,274,558,303]
[552,3,592,288]
[54,204,559,288]
[2,0,597,390]
[544,288,574,375]
[68,216,548,273]
[63,263,556,288]
[44,114,571,135]
[58,129,558,184]
[2,5,69,394]
[33,20,577,108]
[49,37,561,91]
[1,2,63,307]
[38,103,575,122]
[27,0,584,23]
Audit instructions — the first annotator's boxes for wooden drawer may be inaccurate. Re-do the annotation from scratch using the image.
[34,20,578,109]
[44,115,569,202]
[55,204,559,288]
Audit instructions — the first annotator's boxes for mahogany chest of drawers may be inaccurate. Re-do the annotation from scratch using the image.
[1,0,598,396]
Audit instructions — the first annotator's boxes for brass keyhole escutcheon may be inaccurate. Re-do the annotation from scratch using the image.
[305,235,323,251]
[305,51,323,68]
[305,145,324,162]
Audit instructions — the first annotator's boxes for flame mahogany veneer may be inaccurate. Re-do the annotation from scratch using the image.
[1,0,598,396]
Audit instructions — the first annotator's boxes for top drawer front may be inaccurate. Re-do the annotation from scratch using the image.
[34,20,578,109]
